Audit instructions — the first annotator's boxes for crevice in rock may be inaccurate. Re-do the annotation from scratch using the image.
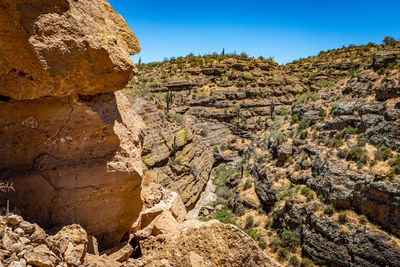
[57,95,74,138]
[0,95,11,102]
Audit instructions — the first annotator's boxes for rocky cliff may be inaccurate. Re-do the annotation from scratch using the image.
[0,0,144,250]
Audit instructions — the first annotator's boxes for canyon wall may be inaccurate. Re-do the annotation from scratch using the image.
[0,0,144,249]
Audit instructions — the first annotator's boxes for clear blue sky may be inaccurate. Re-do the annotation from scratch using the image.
[108,0,400,65]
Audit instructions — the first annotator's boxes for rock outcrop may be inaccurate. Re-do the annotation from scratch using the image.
[0,0,140,100]
[0,0,143,250]
[132,183,281,267]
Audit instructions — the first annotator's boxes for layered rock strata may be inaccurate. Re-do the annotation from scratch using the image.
[0,0,143,249]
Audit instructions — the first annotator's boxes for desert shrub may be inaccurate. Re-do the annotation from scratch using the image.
[377,67,386,75]
[215,186,234,200]
[296,92,320,105]
[300,258,314,267]
[289,256,300,266]
[375,146,393,161]
[172,113,184,124]
[271,237,282,247]
[339,213,347,223]
[389,155,400,177]
[291,114,300,124]
[213,208,236,225]
[244,228,259,240]
[356,136,366,146]
[278,247,289,259]
[301,186,314,201]
[324,204,335,216]
[245,216,254,229]
[332,139,343,148]
[281,229,301,248]
[299,130,309,139]
[301,186,311,196]
[359,215,368,224]
[341,126,358,136]
[306,192,315,201]
[258,237,267,249]
[318,108,327,119]
[294,163,301,171]
[298,119,311,130]
[346,148,368,163]
[317,80,334,89]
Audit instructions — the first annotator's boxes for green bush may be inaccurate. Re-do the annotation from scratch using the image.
[271,237,282,247]
[281,229,301,248]
[324,204,335,216]
[294,163,301,171]
[332,139,343,148]
[389,155,400,177]
[244,228,259,241]
[299,130,309,139]
[301,186,314,201]
[258,237,267,249]
[245,216,254,229]
[278,247,289,259]
[300,257,314,267]
[377,67,386,75]
[289,256,300,266]
[319,108,327,119]
[213,208,236,225]
[375,146,393,161]
[298,119,310,130]
[346,148,368,163]
[291,114,300,124]
[340,126,358,136]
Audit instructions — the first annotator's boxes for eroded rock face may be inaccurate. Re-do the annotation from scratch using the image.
[140,220,280,267]
[133,186,280,267]
[0,0,140,100]
[0,0,144,250]
[133,99,214,209]
[0,92,145,249]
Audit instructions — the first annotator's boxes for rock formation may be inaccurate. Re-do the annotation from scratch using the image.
[0,0,144,250]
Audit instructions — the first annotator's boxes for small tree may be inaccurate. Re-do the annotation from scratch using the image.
[222,48,225,56]
[383,36,396,46]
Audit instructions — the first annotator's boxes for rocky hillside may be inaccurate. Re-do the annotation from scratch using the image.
[0,1,281,266]
[125,41,400,266]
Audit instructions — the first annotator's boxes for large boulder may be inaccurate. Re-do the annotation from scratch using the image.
[0,0,144,250]
[371,51,397,71]
[140,220,281,267]
[0,0,140,100]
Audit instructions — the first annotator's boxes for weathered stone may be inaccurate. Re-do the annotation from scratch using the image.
[376,85,400,101]
[140,220,280,267]
[0,0,140,100]
[25,244,60,267]
[372,51,397,70]
[250,165,276,208]
[102,242,133,262]
[0,92,145,250]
